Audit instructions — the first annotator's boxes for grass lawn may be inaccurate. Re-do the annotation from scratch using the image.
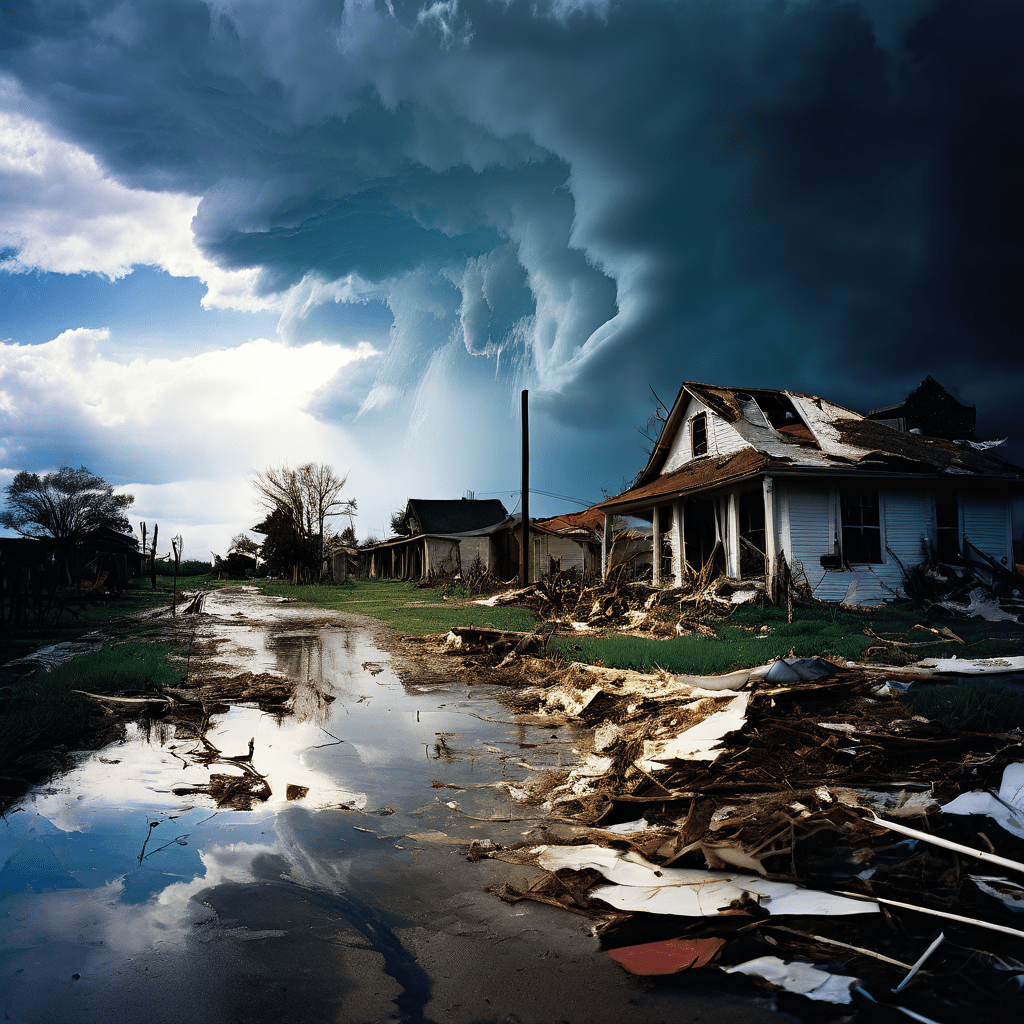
[251,577,1024,675]
[253,578,539,635]
[0,642,185,769]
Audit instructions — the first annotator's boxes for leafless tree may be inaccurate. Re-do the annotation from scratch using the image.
[252,463,356,581]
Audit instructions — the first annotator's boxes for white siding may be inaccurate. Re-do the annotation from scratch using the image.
[664,398,747,473]
[782,483,833,596]
[531,534,589,581]
[885,487,931,568]
[459,536,498,573]
[962,492,1010,563]
[780,481,932,604]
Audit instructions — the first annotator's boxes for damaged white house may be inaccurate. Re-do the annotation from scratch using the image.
[592,380,1024,605]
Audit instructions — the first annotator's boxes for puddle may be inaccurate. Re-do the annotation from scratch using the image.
[0,589,792,1024]
[0,590,555,1021]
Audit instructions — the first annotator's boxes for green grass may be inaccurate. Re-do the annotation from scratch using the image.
[252,578,539,635]
[912,683,1024,732]
[0,643,185,766]
[249,578,1024,675]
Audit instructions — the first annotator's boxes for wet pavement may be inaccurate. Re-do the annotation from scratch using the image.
[1,588,796,1023]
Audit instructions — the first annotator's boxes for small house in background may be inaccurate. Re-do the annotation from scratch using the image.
[524,509,602,581]
[366,498,518,580]
[590,379,1024,605]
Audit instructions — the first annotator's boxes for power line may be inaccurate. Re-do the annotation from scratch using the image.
[473,488,596,508]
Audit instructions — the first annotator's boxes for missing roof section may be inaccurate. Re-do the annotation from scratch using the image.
[736,390,820,447]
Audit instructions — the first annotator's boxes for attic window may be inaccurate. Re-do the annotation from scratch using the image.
[691,413,708,457]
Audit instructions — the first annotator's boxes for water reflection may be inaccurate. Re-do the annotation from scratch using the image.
[1,591,578,1023]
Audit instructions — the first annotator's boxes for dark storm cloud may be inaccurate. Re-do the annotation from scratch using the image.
[3,0,1024,456]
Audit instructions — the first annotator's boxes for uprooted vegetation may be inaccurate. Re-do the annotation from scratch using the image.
[451,656,1024,1018]
[427,573,1024,1019]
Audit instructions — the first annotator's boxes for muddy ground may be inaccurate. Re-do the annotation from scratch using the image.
[0,586,800,1024]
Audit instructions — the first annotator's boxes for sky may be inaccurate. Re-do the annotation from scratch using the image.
[1,0,1023,559]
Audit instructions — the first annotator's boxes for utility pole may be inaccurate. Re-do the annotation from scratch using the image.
[520,389,530,587]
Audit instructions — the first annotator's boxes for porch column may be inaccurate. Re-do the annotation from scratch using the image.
[651,506,662,587]
[601,512,613,578]
[727,492,741,578]
[671,499,685,586]
[763,476,778,586]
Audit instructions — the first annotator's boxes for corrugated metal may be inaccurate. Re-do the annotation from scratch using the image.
[962,492,1010,562]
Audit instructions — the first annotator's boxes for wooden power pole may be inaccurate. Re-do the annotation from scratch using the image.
[520,389,530,587]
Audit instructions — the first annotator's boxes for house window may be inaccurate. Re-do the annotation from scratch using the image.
[691,413,708,457]
[935,487,960,560]
[840,486,882,563]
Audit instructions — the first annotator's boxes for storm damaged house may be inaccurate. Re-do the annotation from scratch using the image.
[366,498,518,580]
[591,379,1024,605]
[523,510,603,581]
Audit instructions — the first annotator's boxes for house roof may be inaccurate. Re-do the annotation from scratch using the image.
[594,449,769,513]
[403,498,509,535]
[532,508,605,534]
[867,376,977,440]
[596,380,1024,514]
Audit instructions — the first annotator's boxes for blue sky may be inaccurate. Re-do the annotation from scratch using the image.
[2,0,1022,558]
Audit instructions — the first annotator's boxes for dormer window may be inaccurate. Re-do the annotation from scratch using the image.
[691,413,708,457]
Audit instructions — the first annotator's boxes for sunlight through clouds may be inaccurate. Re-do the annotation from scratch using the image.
[0,329,378,554]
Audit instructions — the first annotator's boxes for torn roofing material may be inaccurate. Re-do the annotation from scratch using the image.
[533,844,880,917]
[596,379,1024,516]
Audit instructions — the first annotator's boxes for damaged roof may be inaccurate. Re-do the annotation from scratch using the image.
[533,509,605,534]
[597,380,1024,514]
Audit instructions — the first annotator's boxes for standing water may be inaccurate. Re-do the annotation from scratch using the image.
[0,588,791,1024]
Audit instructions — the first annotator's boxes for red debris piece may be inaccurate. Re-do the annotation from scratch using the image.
[608,936,726,976]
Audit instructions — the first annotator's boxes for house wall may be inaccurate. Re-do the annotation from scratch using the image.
[459,536,498,573]
[777,479,1011,604]
[663,398,747,473]
[425,538,460,575]
[530,534,589,581]
[962,491,1011,564]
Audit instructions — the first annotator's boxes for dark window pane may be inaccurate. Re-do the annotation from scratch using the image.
[691,413,708,457]
[840,486,882,563]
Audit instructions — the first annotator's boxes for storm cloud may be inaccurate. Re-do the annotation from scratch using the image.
[2,0,1023,544]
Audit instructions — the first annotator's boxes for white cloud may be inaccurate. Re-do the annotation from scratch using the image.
[0,328,378,555]
[0,93,265,310]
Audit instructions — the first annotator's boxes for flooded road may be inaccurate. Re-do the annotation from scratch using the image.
[1,588,794,1023]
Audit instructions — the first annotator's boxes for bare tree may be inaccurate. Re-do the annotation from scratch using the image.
[252,463,356,581]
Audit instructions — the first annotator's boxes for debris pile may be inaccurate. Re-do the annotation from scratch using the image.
[475,572,773,635]
[902,547,1024,623]
[466,657,1024,1019]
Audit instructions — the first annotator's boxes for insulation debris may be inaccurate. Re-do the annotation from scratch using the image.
[723,955,857,1004]
[462,647,1024,1019]
[938,762,1024,840]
